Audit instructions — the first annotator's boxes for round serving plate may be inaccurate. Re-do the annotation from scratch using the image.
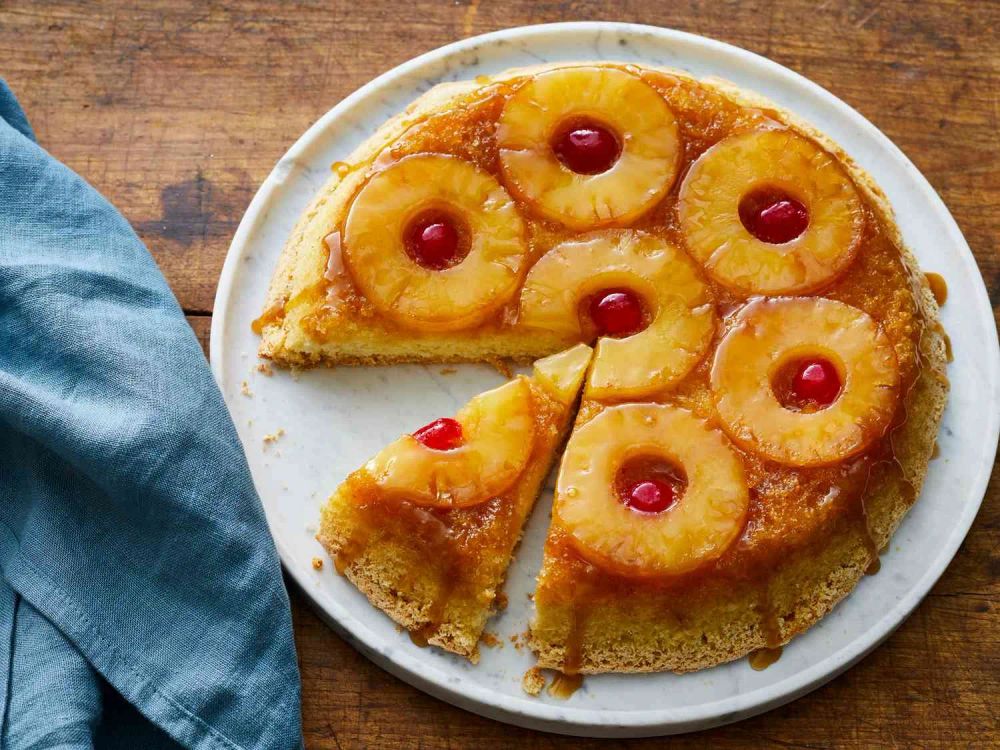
[210,22,999,738]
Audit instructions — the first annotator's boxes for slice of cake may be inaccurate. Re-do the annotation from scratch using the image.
[317,344,592,661]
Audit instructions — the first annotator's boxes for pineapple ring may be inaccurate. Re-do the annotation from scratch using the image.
[366,377,535,508]
[555,404,749,577]
[518,231,715,400]
[343,154,528,332]
[678,129,864,294]
[711,297,900,467]
[497,66,680,229]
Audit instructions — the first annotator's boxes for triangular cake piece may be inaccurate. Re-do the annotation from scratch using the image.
[317,344,592,661]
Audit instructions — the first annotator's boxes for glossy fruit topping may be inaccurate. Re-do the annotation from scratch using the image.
[519,231,715,400]
[555,404,749,577]
[711,297,900,466]
[369,378,535,507]
[552,122,620,175]
[625,479,676,514]
[498,67,680,229]
[678,130,863,294]
[343,154,528,332]
[790,359,841,407]
[412,417,464,450]
[589,289,644,337]
[404,213,463,270]
[740,194,809,244]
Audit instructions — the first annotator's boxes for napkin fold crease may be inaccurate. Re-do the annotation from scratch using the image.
[0,79,302,749]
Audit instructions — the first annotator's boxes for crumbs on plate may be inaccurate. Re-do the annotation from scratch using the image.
[522,667,545,697]
[262,428,285,445]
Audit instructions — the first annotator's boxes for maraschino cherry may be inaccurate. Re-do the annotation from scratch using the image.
[405,214,462,270]
[791,359,841,406]
[625,479,676,514]
[553,123,620,175]
[742,196,809,244]
[590,289,644,337]
[412,418,464,450]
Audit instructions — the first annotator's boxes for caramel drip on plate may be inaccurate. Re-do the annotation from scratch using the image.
[755,586,782,649]
[548,671,584,699]
[548,606,587,699]
[749,647,783,671]
[749,587,783,670]
[924,272,948,306]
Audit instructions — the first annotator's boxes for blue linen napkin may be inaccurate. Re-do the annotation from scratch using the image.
[0,80,303,748]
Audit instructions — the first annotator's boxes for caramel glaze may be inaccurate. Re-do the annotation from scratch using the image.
[925,272,948,306]
[749,647,783,671]
[270,68,779,340]
[332,384,564,646]
[274,66,946,666]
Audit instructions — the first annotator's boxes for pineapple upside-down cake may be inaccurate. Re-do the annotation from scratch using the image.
[255,64,949,678]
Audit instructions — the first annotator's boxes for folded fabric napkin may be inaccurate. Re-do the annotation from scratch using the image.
[0,80,303,748]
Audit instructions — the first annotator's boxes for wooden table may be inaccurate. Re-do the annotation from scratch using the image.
[3,1,997,747]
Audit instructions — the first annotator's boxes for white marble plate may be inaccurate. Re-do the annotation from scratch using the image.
[210,23,999,737]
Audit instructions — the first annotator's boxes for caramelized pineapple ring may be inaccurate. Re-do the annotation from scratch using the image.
[711,297,900,467]
[519,231,715,400]
[556,404,749,577]
[366,378,535,508]
[497,66,680,229]
[343,154,528,332]
[678,130,864,294]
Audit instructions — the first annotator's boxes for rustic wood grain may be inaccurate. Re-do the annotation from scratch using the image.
[4,2,996,747]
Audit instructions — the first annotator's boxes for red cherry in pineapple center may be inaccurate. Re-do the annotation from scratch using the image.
[553,122,620,175]
[791,359,842,407]
[412,418,464,450]
[739,191,810,244]
[625,479,676,514]
[404,212,464,270]
[589,289,644,337]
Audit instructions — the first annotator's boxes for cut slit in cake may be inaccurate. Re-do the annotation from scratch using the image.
[316,344,593,661]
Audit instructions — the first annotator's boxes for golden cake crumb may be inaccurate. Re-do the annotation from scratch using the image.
[240,380,252,397]
[256,362,274,376]
[262,428,285,445]
[494,592,508,611]
[522,667,546,696]
[311,557,323,570]
[439,367,458,375]
[480,632,502,649]
[487,357,513,379]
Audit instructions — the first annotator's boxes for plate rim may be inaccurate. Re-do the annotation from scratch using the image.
[210,21,1000,737]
